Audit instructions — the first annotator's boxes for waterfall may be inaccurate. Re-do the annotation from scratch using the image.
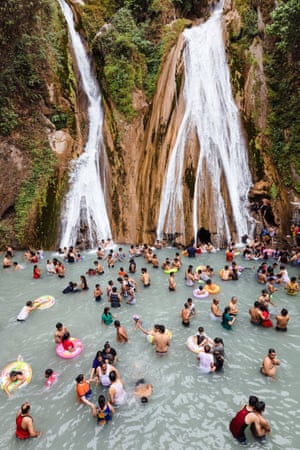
[156,2,254,246]
[58,0,111,248]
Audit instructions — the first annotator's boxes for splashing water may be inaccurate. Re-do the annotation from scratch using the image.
[157,2,254,245]
[58,0,111,248]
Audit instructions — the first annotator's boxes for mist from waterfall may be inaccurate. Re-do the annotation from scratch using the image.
[156,2,254,245]
[58,0,111,248]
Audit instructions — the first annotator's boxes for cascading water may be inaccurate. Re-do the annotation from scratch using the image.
[156,1,254,245]
[58,0,111,248]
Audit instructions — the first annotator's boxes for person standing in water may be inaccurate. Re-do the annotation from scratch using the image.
[15,403,42,439]
[114,320,129,343]
[261,349,280,380]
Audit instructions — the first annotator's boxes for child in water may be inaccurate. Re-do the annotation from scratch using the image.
[45,369,59,387]
[96,394,115,425]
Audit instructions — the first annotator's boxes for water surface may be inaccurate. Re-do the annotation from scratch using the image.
[0,248,299,449]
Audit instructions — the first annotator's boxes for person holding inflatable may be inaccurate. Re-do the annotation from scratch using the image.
[3,370,26,398]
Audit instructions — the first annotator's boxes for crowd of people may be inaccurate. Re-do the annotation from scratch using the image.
[1,233,299,443]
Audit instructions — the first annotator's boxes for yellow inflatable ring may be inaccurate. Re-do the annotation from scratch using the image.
[33,295,55,310]
[195,266,206,273]
[0,360,32,393]
[147,329,172,344]
[164,268,178,274]
[204,284,221,295]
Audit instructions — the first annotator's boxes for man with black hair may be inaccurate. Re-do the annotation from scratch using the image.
[15,403,42,439]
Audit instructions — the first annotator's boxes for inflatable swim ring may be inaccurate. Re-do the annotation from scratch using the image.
[193,288,209,299]
[33,295,55,310]
[204,284,221,295]
[147,329,172,344]
[164,268,178,274]
[56,338,83,359]
[234,251,241,256]
[286,290,297,296]
[195,266,206,273]
[186,335,203,353]
[0,360,32,393]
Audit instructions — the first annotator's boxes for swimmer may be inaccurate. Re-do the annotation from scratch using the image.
[249,302,264,325]
[210,298,222,319]
[3,370,26,398]
[285,276,299,295]
[227,296,239,316]
[275,308,290,331]
[96,394,115,425]
[138,323,171,354]
[15,403,42,439]
[17,301,38,322]
[44,369,58,387]
[198,344,216,373]
[221,307,236,330]
[79,275,89,290]
[13,262,24,270]
[108,371,127,406]
[32,264,41,279]
[75,374,97,416]
[140,268,150,287]
[3,253,12,268]
[250,400,271,440]
[101,307,114,326]
[114,320,129,343]
[180,303,190,327]
[168,271,176,291]
[261,348,280,380]
[94,284,103,302]
[230,396,259,444]
[61,332,75,352]
[135,379,153,403]
[102,342,118,364]
[54,322,69,344]
[187,298,197,318]
[46,259,56,274]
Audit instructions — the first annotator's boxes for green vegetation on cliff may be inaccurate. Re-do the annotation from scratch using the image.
[0,0,77,247]
[265,0,300,193]
[86,0,190,118]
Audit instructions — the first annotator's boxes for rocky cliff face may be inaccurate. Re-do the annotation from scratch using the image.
[0,0,297,248]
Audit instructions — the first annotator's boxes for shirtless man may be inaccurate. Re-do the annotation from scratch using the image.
[261,348,280,380]
[139,324,170,354]
[275,308,290,331]
[210,298,222,318]
[152,254,159,268]
[227,297,239,316]
[140,268,150,287]
[258,289,275,307]
[152,325,171,354]
[169,272,176,291]
[180,303,190,327]
[54,322,69,344]
[220,265,232,281]
[251,401,271,440]
[249,301,264,325]
[135,379,153,403]
[114,320,128,343]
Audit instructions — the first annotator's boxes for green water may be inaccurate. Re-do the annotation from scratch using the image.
[0,248,299,449]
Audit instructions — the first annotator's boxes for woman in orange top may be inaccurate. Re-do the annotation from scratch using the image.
[75,374,97,416]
